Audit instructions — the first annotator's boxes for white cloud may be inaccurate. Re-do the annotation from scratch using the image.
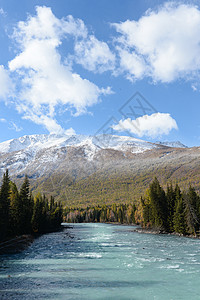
[0,65,13,99]
[115,48,146,81]
[21,108,75,134]
[22,112,65,134]
[112,3,200,82]
[8,6,111,133]
[65,127,76,135]
[13,6,87,43]
[112,113,178,138]
[74,35,115,73]
[0,118,6,122]
[9,38,103,112]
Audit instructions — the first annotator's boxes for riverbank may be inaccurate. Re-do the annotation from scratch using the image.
[0,235,34,254]
[133,227,200,239]
[0,226,67,255]
[67,221,200,239]
[97,221,200,239]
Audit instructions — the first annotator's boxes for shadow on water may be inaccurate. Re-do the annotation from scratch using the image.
[0,278,162,300]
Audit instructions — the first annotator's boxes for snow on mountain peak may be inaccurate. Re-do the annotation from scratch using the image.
[0,134,186,156]
[0,133,76,153]
[0,133,189,178]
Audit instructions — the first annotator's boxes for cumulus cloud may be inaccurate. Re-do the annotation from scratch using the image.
[74,35,115,73]
[13,6,87,43]
[8,6,111,133]
[112,113,178,138]
[3,4,197,135]
[112,3,200,82]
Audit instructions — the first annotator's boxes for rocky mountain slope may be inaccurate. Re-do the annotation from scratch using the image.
[0,134,199,206]
[0,133,161,176]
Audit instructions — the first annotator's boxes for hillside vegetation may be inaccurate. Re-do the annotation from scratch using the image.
[32,159,200,208]
[64,178,200,237]
[0,170,63,242]
[0,134,199,208]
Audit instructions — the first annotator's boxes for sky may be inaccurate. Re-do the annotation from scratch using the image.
[0,0,200,146]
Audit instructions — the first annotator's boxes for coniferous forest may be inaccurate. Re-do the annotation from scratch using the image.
[0,170,63,242]
[64,177,200,237]
[139,177,200,236]
[1,168,200,240]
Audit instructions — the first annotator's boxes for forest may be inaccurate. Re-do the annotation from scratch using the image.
[0,170,63,242]
[64,177,200,237]
[1,167,200,240]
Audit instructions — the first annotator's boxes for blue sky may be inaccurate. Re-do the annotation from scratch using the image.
[0,0,200,146]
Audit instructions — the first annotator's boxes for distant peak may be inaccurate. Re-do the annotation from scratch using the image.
[155,141,187,148]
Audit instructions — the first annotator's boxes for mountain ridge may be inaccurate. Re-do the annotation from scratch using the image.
[0,133,198,207]
[0,133,187,154]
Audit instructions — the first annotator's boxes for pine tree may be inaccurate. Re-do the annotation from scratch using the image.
[51,204,63,229]
[19,175,33,233]
[173,197,187,235]
[166,183,176,232]
[9,182,21,236]
[31,193,47,233]
[141,196,150,227]
[31,196,42,233]
[0,170,10,240]
[50,195,55,211]
[148,177,168,230]
[183,187,199,236]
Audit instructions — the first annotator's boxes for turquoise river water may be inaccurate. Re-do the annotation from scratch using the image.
[0,223,200,300]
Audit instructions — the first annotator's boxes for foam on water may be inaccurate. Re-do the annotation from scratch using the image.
[78,253,102,259]
[0,223,200,300]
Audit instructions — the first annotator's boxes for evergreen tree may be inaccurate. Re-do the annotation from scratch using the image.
[9,182,21,236]
[31,194,44,233]
[142,199,151,227]
[183,187,199,236]
[173,197,187,235]
[148,177,168,230]
[50,195,55,211]
[51,202,63,229]
[19,175,33,233]
[0,170,10,240]
[166,183,176,232]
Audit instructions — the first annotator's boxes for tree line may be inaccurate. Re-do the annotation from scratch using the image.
[64,203,136,224]
[138,177,200,236]
[64,177,200,237]
[1,168,199,238]
[0,170,63,241]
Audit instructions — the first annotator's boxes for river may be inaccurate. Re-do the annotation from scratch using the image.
[0,223,200,299]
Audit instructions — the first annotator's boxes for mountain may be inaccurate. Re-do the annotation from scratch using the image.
[0,133,160,176]
[0,133,199,207]
[155,141,187,148]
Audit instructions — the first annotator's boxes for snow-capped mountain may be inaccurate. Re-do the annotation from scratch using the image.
[0,133,199,205]
[0,133,166,178]
[0,133,158,154]
[155,141,187,148]
[0,134,188,175]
